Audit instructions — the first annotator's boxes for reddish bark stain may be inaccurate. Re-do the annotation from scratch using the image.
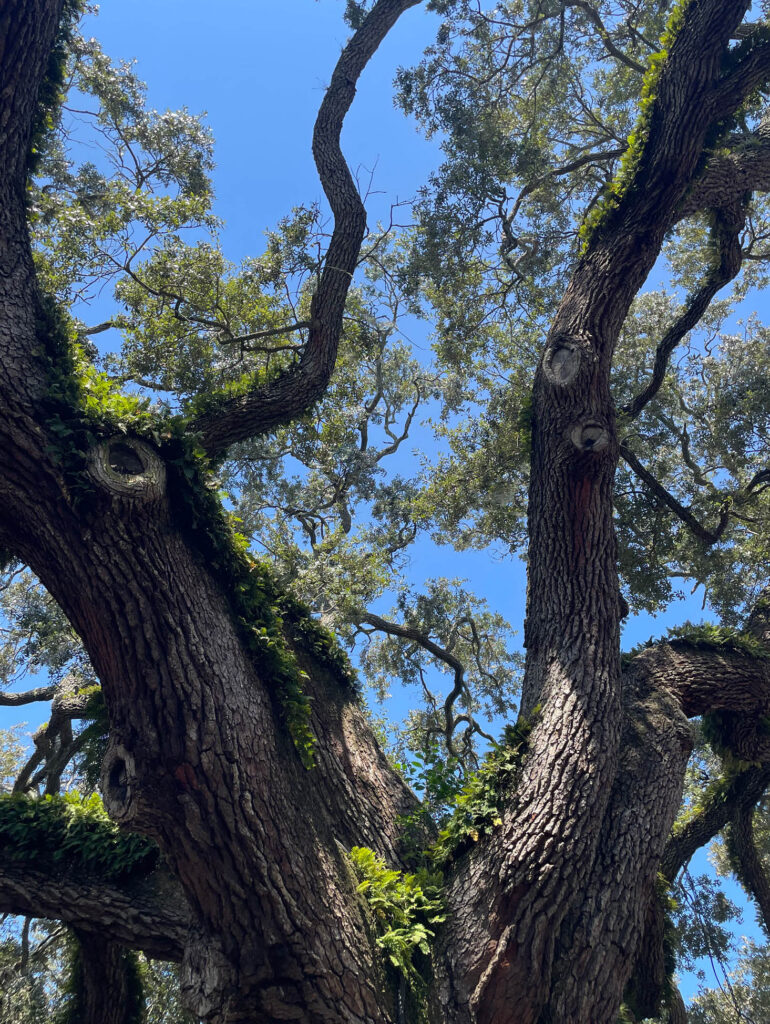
[173,762,199,791]
[571,473,594,567]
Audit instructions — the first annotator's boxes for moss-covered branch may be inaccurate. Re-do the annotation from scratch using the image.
[0,796,190,960]
[661,764,770,881]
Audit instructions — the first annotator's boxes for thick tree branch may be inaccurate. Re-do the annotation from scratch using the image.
[676,130,770,220]
[0,683,57,706]
[728,796,770,933]
[710,28,770,125]
[189,0,422,457]
[631,639,770,722]
[0,860,191,961]
[553,0,758,358]
[0,0,65,182]
[660,765,770,881]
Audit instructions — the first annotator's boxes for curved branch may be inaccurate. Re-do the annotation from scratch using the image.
[623,200,746,419]
[661,765,770,881]
[0,860,191,961]
[189,0,422,457]
[620,443,730,544]
[631,639,770,721]
[710,28,770,125]
[358,610,495,754]
[728,797,770,933]
[568,0,646,73]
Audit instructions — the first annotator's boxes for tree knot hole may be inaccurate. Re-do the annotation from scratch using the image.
[543,337,582,386]
[108,758,128,801]
[570,421,610,453]
[101,743,137,821]
[88,436,166,503]
[108,441,146,476]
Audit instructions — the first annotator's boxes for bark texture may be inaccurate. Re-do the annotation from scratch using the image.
[1,2,770,1023]
[69,930,145,1024]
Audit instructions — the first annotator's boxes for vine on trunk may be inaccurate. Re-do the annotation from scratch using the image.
[38,300,358,768]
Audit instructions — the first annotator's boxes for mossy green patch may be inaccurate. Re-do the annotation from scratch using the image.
[0,792,158,881]
[667,621,770,660]
[579,0,695,249]
[349,845,444,1020]
[27,0,86,179]
[37,295,357,768]
[428,712,537,868]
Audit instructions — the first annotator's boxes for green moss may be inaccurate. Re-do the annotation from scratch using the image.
[184,366,277,421]
[27,0,86,179]
[428,711,538,868]
[349,845,444,1020]
[0,792,158,881]
[38,298,358,768]
[579,0,694,249]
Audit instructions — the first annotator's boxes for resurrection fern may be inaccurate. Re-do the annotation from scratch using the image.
[27,0,86,178]
[38,298,358,768]
[429,713,537,867]
[0,792,158,881]
[580,0,695,247]
[349,845,444,1015]
[666,622,770,660]
[622,621,770,669]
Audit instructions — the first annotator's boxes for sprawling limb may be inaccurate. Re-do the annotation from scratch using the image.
[436,4,770,1020]
[0,3,422,1021]
[189,0,422,457]
[662,765,770,882]
[619,443,731,544]
[0,859,190,960]
[728,796,770,933]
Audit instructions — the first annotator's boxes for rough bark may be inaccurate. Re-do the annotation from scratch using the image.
[1,2,770,1023]
[728,797,770,934]
[0,858,190,960]
[68,930,145,1024]
[434,3,770,1023]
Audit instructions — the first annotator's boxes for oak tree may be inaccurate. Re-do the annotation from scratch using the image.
[2,1,770,1022]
